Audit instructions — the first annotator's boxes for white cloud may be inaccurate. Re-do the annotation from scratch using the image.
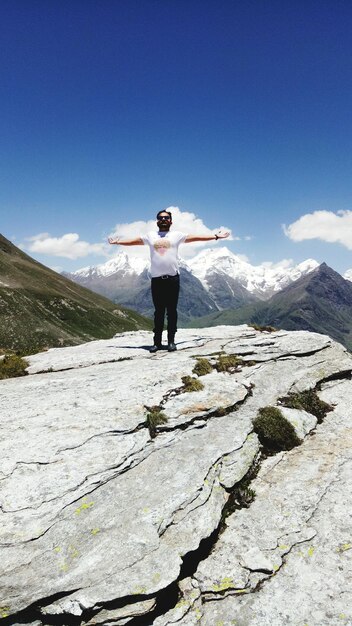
[110,205,234,258]
[261,259,294,270]
[24,233,109,260]
[26,232,51,242]
[22,206,234,262]
[49,265,64,273]
[236,253,250,263]
[283,210,352,250]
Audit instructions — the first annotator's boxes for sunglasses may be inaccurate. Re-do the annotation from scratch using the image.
[158,215,171,221]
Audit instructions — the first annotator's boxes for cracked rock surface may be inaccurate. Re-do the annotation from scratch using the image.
[0,326,352,625]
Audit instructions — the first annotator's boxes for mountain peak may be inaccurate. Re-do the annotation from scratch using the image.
[192,245,238,258]
[187,246,243,269]
[73,252,149,278]
[305,261,352,306]
[317,261,338,273]
[188,248,319,299]
[296,258,320,271]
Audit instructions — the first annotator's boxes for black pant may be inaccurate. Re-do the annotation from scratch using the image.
[151,274,180,344]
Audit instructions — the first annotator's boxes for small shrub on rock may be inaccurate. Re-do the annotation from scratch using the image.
[226,486,256,513]
[181,376,204,392]
[215,354,240,373]
[222,456,260,520]
[192,358,213,376]
[279,389,333,423]
[253,406,301,451]
[215,353,255,373]
[0,355,28,380]
[146,406,168,438]
[249,323,277,333]
[214,406,227,417]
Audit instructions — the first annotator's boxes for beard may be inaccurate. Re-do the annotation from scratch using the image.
[157,221,171,231]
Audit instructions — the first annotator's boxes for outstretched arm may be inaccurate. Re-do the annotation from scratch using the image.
[108,236,144,246]
[184,231,230,243]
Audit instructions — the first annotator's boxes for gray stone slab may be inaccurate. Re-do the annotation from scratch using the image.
[0,326,351,625]
[196,379,352,626]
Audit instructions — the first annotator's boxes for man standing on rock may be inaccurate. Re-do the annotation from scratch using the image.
[109,210,229,352]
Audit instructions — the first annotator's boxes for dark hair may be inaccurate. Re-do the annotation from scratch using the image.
[156,210,172,220]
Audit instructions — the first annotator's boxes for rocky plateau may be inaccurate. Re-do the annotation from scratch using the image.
[1,325,352,626]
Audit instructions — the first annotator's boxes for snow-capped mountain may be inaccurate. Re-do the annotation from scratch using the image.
[64,247,320,321]
[63,253,219,322]
[187,247,319,299]
[72,252,149,279]
[70,247,319,297]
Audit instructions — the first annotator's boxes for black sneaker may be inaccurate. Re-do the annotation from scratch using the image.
[167,342,177,352]
[149,344,162,353]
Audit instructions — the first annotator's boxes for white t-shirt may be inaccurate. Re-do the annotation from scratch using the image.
[142,230,188,278]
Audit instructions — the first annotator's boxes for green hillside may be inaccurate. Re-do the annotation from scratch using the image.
[0,234,152,353]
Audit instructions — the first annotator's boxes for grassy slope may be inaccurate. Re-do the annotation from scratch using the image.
[0,234,152,352]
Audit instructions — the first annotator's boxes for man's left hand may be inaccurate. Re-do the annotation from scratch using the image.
[216,230,230,239]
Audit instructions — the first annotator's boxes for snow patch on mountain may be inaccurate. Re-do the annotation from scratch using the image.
[71,247,319,298]
[187,247,319,297]
[72,253,149,278]
[344,269,352,282]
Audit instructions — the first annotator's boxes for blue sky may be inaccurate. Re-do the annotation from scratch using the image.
[1,0,352,274]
